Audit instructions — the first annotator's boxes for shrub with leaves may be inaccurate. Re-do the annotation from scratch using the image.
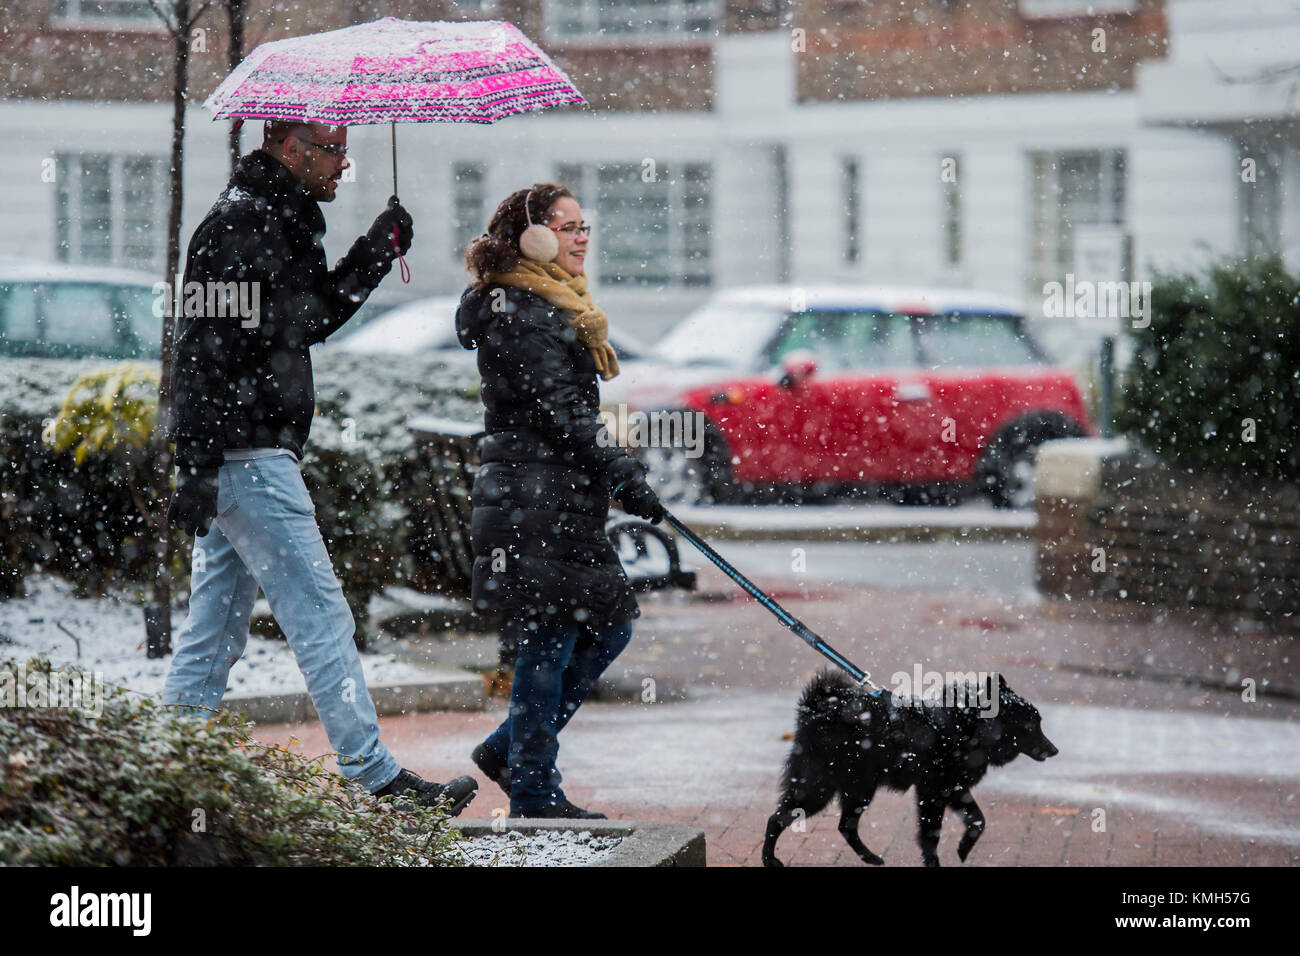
[0,351,483,611]
[1120,254,1300,480]
[0,657,466,866]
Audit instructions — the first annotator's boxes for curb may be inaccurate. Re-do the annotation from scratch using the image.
[1057,661,1300,702]
[221,671,485,724]
[669,505,1034,543]
[451,818,707,867]
[376,630,693,704]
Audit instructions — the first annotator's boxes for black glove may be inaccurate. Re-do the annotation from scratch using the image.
[612,475,666,525]
[169,466,220,537]
[365,195,413,262]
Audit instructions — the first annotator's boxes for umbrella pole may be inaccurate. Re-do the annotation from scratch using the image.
[391,122,398,198]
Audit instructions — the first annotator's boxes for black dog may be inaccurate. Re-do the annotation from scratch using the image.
[763,669,1058,867]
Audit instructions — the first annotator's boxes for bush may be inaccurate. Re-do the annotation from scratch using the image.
[0,352,483,629]
[0,657,465,866]
[1120,254,1300,480]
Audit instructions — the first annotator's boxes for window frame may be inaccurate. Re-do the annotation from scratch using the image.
[49,0,165,32]
[556,159,712,289]
[542,0,721,46]
[1028,147,1126,295]
[55,151,167,272]
[450,161,488,264]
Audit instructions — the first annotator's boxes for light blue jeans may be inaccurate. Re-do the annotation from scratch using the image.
[162,454,401,793]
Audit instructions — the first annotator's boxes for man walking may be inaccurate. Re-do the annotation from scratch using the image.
[163,119,477,814]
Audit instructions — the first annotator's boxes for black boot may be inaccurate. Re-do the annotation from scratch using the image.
[374,768,477,816]
[510,798,607,820]
[471,742,511,796]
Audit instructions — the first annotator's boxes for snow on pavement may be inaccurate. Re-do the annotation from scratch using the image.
[0,576,432,698]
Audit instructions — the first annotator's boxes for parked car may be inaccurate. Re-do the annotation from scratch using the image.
[0,259,412,362]
[611,286,1094,508]
[0,260,163,359]
[328,293,652,366]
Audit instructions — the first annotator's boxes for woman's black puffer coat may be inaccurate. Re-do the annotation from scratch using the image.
[455,282,646,629]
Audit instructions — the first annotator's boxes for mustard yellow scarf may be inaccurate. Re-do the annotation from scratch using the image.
[487,259,619,381]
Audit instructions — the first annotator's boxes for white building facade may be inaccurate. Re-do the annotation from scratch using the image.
[0,0,1293,349]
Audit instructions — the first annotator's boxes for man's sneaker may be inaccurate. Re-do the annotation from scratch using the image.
[374,768,477,816]
[471,742,510,796]
[510,798,607,820]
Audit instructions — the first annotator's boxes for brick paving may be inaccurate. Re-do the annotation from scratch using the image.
[251,561,1300,867]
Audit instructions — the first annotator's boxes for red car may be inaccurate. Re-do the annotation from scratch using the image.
[608,286,1093,508]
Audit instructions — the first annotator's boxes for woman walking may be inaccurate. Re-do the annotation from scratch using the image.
[456,182,665,818]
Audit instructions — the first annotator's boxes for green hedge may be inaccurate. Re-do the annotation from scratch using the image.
[0,657,464,865]
[1120,254,1300,481]
[0,352,483,646]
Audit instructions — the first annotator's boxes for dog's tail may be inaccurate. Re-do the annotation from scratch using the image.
[796,668,866,727]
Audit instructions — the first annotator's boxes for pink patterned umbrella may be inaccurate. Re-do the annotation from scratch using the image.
[203,17,585,191]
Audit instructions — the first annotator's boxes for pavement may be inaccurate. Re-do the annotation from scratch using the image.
[250,541,1300,867]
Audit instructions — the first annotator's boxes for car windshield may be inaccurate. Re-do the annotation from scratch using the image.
[654,302,782,367]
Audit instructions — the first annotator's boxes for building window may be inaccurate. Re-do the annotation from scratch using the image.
[1029,149,1125,289]
[451,162,488,263]
[1018,0,1137,17]
[546,0,717,41]
[448,0,498,16]
[941,152,962,268]
[50,0,157,26]
[557,160,711,288]
[842,158,860,266]
[1239,139,1282,257]
[55,152,166,271]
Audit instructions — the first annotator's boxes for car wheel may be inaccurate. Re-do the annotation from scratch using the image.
[988,442,1038,510]
[980,417,1085,510]
[638,431,732,506]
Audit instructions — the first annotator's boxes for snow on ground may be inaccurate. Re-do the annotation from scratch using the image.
[0,575,433,698]
[449,829,623,867]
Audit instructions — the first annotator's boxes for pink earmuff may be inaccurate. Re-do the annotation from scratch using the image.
[518,188,559,263]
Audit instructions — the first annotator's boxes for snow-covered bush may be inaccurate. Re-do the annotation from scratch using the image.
[0,352,485,626]
[0,656,465,866]
[1121,254,1300,481]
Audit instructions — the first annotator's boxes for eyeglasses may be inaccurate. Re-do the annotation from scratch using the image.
[549,222,592,237]
[285,133,349,158]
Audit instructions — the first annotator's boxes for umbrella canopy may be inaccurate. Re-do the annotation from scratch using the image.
[202,17,585,281]
[202,17,585,125]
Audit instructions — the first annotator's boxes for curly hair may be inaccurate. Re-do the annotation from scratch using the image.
[464,182,575,288]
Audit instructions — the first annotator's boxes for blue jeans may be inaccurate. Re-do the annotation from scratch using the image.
[481,618,634,814]
[162,455,401,793]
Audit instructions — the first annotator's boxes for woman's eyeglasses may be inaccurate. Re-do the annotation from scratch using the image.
[549,223,592,237]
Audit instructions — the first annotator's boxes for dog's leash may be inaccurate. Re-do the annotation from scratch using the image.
[663,511,881,690]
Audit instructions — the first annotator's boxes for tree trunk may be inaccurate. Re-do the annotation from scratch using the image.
[152,5,192,654]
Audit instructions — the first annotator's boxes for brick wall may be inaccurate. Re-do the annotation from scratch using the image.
[1037,450,1300,626]
[792,0,1168,102]
[0,0,716,111]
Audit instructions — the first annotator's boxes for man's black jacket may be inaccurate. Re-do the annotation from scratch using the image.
[169,149,396,470]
